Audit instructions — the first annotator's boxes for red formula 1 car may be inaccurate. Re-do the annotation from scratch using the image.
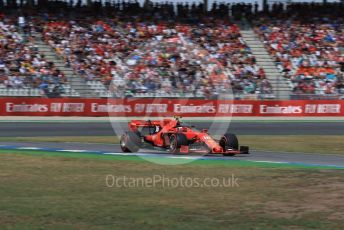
[120,117,249,156]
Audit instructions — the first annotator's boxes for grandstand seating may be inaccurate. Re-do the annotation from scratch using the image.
[254,18,344,96]
[0,17,78,97]
[0,1,343,99]
[42,17,271,98]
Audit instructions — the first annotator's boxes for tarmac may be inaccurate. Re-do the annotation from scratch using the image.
[0,118,343,136]
[1,141,343,168]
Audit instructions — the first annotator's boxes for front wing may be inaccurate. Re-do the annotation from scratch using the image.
[179,145,249,155]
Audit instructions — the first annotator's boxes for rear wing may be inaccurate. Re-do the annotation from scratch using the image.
[129,120,161,131]
[128,119,176,131]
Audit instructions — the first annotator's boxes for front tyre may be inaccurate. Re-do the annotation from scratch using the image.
[219,133,239,156]
[120,132,141,153]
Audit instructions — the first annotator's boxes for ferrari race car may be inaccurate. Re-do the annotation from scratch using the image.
[120,117,249,156]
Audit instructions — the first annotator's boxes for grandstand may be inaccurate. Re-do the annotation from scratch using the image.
[0,1,343,99]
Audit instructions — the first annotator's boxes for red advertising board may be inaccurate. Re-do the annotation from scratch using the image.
[0,98,343,117]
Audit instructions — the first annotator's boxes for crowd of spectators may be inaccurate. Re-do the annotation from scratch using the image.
[42,16,270,98]
[1,1,344,98]
[0,13,67,96]
[254,14,344,95]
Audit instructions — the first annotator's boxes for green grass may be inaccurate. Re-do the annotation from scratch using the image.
[0,149,342,170]
[239,135,344,155]
[0,151,343,229]
[1,135,343,155]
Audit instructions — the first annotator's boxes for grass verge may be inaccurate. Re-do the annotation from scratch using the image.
[0,149,342,169]
[0,135,343,155]
[0,150,343,229]
[239,135,344,155]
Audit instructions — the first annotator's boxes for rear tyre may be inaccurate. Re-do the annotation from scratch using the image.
[219,133,239,156]
[169,133,188,154]
[120,132,141,153]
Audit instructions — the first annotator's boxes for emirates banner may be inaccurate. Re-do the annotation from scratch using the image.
[0,98,343,117]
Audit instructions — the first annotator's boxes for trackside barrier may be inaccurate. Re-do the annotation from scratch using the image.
[0,98,343,116]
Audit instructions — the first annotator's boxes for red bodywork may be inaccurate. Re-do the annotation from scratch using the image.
[128,118,244,155]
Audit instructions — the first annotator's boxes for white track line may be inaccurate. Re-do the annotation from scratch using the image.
[252,160,286,164]
[57,150,90,153]
[17,147,42,150]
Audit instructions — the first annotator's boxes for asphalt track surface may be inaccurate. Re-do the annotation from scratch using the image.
[1,141,343,168]
[0,121,344,136]
[0,121,343,167]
